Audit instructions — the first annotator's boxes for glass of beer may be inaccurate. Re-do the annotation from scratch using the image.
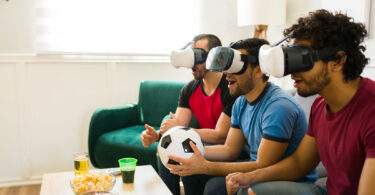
[74,152,89,175]
[118,158,137,183]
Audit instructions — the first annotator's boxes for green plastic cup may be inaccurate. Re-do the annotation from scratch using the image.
[118,158,137,183]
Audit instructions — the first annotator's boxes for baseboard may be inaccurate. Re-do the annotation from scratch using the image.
[0,177,42,188]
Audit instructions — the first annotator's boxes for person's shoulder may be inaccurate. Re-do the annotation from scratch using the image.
[309,95,325,113]
[263,83,308,116]
[361,77,375,96]
[182,79,200,91]
[233,96,246,106]
[266,83,299,105]
[356,77,375,113]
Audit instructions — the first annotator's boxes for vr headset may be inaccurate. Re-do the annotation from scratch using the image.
[170,42,208,69]
[205,41,258,75]
[259,32,344,77]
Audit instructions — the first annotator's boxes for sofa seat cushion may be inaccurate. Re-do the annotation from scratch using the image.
[94,125,158,170]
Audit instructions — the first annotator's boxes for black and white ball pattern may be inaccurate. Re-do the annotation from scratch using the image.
[157,126,204,169]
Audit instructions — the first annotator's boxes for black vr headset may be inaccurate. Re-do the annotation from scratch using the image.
[170,42,208,69]
[259,32,345,77]
[206,41,258,75]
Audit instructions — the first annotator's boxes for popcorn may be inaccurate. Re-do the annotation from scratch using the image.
[71,173,115,194]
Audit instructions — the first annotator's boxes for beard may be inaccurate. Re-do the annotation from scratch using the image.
[193,68,209,80]
[297,64,331,97]
[229,69,255,97]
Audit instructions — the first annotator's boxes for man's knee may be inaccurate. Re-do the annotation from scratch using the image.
[203,177,227,195]
[245,181,324,195]
[182,175,212,195]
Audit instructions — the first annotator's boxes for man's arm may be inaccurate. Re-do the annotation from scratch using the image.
[227,135,320,189]
[160,107,192,134]
[194,112,231,144]
[358,158,375,194]
[141,107,192,148]
[166,127,245,176]
[203,137,288,176]
[166,128,289,176]
[204,128,245,161]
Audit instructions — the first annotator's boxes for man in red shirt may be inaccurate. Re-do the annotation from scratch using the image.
[226,9,375,195]
[141,34,238,195]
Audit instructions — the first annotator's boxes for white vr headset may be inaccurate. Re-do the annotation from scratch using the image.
[259,32,344,77]
[206,45,258,75]
[170,42,208,69]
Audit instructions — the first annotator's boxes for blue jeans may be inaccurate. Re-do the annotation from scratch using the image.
[237,181,328,195]
[157,155,212,195]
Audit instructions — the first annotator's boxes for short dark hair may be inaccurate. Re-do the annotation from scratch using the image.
[193,34,222,50]
[231,38,270,82]
[284,9,369,82]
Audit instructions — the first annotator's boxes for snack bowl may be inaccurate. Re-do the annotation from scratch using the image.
[70,172,116,195]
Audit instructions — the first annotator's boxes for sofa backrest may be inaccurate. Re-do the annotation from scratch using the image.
[138,80,186,126]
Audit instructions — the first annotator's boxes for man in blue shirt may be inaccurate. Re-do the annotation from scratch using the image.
[166,38,317,195]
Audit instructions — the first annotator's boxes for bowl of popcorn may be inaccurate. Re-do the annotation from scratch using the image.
[70,172,116,194]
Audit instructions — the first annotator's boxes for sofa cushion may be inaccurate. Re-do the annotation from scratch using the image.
[94,125,159,170]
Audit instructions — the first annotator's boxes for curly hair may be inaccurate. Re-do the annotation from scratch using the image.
[283,9,369,82]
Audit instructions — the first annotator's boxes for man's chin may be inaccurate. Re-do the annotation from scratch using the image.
[229,89,241,97]
[297,88,318,97]
[193,73,202,80]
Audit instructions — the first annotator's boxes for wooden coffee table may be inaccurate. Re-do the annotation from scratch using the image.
[40,165,172,195]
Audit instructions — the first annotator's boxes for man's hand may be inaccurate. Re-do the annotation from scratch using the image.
[226,172,253,195]
[140,124,159,147]
[160,112,179,134]
[166,141,207,176]
[248,188,256,195]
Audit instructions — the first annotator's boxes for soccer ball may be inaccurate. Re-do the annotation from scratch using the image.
[157,126,204,169]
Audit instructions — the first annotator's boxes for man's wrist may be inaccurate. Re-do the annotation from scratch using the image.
[248,169,260,185]
[157,131,162,142]
[202,160,212,175]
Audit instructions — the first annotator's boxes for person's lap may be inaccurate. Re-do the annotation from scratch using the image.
[157,155,212,195]
[157,156,181,195]
[237,181,328,195]
[203,177,227,195]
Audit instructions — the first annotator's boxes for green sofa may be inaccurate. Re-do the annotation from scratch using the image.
[88,80,187,170]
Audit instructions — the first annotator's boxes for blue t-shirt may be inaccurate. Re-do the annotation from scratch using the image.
[231,82,317,184]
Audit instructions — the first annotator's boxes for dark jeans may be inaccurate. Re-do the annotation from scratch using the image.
[203,177,227,195]
[203,150,249,195]
[238,181,328,195]
[157,156,212,195]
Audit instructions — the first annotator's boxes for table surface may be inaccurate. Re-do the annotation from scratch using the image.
[40,165,172,195]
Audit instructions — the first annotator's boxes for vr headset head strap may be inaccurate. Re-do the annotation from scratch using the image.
[232,54,259,75]
[316,45,345,61]
[181,41,193,50]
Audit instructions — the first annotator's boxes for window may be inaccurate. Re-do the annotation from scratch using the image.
[36,0,198,55]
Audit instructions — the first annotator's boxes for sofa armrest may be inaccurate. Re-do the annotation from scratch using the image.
[88,104,140,167]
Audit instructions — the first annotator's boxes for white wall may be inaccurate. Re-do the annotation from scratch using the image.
[0,57,193,186]
[0,0,35,53]
[0,0,374,187]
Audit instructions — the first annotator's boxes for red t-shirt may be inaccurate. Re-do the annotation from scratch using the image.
[306,77,375,195]
[178,75,236,129]
[189,84,224,128]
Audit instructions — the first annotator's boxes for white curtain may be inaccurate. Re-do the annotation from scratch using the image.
[36,0,198,55]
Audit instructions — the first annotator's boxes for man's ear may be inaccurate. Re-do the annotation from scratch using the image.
[332,51,347,72]
[253,66,263,79]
